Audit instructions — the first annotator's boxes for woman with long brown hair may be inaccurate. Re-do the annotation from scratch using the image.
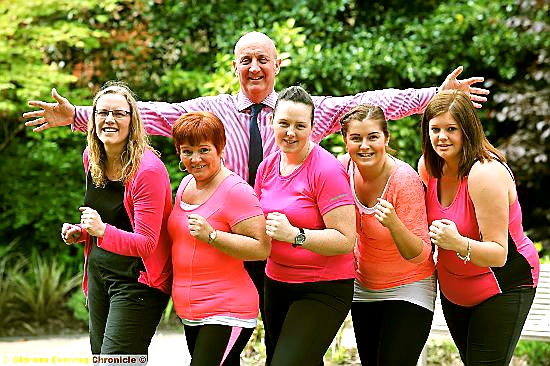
[419,90,539,365]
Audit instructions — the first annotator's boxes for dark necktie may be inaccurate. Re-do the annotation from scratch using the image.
[247,103,263,186]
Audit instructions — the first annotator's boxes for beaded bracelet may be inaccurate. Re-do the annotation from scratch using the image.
[456,240,471,264]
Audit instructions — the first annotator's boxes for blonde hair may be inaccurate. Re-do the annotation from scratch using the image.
[87,81,154,187]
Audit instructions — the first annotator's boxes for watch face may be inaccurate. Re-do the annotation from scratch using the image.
[294,230,306,247]
[208,230,217,244]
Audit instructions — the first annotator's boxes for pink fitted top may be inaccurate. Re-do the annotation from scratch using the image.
[255,144,355,283]
[425,174,539,307]
[168,173,263,321]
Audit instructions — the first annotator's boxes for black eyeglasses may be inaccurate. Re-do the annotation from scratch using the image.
[95,110,131,120]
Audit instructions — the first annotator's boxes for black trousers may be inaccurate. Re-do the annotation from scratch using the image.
[441,287,536,366]
[351,300,433,366]
[221,260,268,365]
[87,269,169,356]
[264,276,354,366]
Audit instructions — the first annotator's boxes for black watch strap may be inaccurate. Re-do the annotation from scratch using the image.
[292,227,306,248]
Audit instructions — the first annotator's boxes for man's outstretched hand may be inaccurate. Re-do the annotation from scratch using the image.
[439,66,490,108]
[23,88,75,132]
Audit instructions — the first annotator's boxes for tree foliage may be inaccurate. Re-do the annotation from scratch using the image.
[0,0,113,260]
[1,0,548,265]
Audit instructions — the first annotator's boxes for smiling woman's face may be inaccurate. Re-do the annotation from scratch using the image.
[271,100,313,157]
[94,93,131,150]
[179,140,222,184]
[344,118,389,169]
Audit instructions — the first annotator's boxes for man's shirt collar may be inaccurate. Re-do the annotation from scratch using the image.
[237,90,277,112]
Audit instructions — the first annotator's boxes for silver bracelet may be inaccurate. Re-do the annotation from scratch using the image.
[456,240,471,264]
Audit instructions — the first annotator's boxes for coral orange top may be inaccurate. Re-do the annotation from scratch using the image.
[350,158,435,290]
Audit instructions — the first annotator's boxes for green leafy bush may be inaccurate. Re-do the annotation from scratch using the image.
[426,338,461,365]
[12,251,82,334]
[67,288,88,326]
[514,340,550,366]
[0,241,27,334]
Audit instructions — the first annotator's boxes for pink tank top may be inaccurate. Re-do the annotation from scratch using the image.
[425,175,539,307]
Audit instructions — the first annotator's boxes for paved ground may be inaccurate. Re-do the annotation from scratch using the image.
[0,321,365,366]
[0,326,358,366]
[0,331,190,365]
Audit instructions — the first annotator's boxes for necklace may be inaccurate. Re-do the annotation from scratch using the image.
[280,142,313,175]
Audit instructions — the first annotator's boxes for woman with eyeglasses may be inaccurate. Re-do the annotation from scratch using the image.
[168,111,270,366]
[61,81,172,358]
[338,104,435,366]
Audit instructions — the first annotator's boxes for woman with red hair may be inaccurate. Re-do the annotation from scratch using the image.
[168,111,270,366]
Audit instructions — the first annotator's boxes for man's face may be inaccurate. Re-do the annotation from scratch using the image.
[233,34,281,103]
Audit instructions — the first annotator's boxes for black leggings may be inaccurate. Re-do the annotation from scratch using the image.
[264,276,354,366]
[221,260,267,365]
[184,324,246,366]
[441,287,536,366]
[351,300,433,366]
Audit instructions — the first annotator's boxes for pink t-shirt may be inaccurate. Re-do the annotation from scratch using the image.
[350,158,435,290]
[425,176,540,307]
[168,173,263,321]
[254,144,355,283]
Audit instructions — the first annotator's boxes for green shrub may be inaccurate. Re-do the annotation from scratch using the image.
[13,251,82,333]
[0,241,27,335]
[427,338,461,365]
[238,317,266,365]
[324,316,357,365]
[514,340,550,366]
[67,288,88,325]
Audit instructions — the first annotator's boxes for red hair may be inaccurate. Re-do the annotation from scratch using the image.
[172,111,226,154]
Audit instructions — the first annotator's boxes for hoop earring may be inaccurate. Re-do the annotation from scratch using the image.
[220,157,225,166]
[178,161,187,172]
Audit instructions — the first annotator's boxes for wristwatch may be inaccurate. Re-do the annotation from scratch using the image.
[207,230,217,245]
[292,228,306,248]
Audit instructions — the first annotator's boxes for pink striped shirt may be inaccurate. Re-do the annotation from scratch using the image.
[74,87,436,182]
